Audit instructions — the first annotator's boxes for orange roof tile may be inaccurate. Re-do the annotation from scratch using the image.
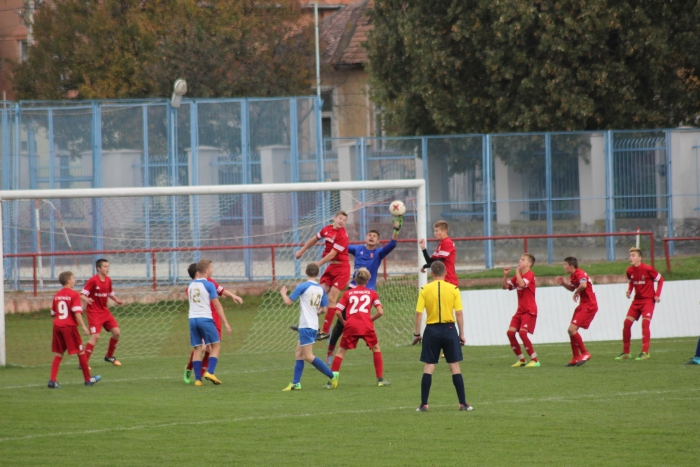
[319,0,373,69]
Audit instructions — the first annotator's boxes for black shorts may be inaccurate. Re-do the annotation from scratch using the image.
[420,323,463,364]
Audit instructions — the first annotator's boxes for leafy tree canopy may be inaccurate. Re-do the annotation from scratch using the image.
[13,0,312,100]
[367,0,700,135]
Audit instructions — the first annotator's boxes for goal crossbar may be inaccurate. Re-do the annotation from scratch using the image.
[0,179,427,365]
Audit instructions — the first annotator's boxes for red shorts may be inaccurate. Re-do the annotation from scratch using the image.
[52,325,84,355]
[87,311,119,334]
[509,312,537,334]
[340,323,378,350]
[572,303,598,330]
[320,263,351,290]
[627,300,656,321]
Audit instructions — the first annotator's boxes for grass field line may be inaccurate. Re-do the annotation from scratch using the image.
[1,387,698,443]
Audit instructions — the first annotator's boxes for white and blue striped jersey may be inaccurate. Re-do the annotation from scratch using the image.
[188,279,218,319]
[289,280,328,330]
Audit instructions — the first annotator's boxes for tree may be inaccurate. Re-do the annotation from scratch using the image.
[367,0,700,135]
[12,0,313,100]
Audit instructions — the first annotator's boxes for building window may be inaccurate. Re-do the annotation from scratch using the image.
[19,41,28,62]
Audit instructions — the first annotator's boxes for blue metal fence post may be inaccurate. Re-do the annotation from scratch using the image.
[240,99,253,280]
[605,131,616,261]
[91,102,104,260]
[28,124,37,257]
[168,102,179,283]
[12,105,20,288]
[545,133,554,264]
[142,105,152,280]
[484,134,494,269]
[48,108,56,278]
[190,102,201,264]
[2,107,11,285]
[665,129,674,257]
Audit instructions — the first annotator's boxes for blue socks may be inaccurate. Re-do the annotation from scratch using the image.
[293,360,304,384]
[695,337,700,358]
[193,361,203,381]
[207,357,218,375]
[452,373,467,406]
[312,357,334,379]
[421,373,432,406]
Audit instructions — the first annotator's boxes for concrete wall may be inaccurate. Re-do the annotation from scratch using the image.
[460,280,700,346]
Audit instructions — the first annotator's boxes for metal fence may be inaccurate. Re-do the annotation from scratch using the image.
[3,97,700,271]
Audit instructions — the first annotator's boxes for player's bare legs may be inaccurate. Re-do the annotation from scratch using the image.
[318,284,341,340]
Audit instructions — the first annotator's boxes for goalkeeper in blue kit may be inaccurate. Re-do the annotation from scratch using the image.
[325,215,403,364]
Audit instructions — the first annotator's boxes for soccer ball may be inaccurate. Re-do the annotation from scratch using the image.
[389,200,406,216]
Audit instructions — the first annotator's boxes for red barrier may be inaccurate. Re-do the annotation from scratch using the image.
[663,237,700,273]
[4,231,655,297]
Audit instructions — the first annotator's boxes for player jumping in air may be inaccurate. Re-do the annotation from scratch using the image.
[281,263,336,391]
[616,247,663,361]
[295,210,350,341]
[324,268,390,388]
[419,220,458,287]
[187,260,232,386]
[325,215,402,364]
[183,263,243,384]
[556,257,598,366]
[502,253,540,367]
[48,271,101,388]
[80,259,125,367]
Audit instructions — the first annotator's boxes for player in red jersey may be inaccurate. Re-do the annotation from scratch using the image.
[80,259,125,366]
[556,257,598,367]
[183,262,242,383]
[616,247,664,361]
[324,268,389,388]
[502,253,540,367]
[48,271,101,388]
[295,210,350,340]
[419,220,458,287]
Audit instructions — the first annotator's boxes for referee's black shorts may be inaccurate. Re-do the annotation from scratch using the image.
[420,323,463,364]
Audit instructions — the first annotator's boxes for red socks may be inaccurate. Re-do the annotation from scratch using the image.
[331,356,343,372]
[623,319,633,354]
[85,343,95,362]
[78,353,91,382]
[519,330,537,362]
[186,351,194,371]
[642,319,651,353]
[321,308,335,334]
[50,356,62,381]
[570,336,581,359]
[106,338,119,358]
[327,345,336,358]
[201,352,210,376]
[571,332,587,354]
[373,352,383,379]
[506,331,524,360]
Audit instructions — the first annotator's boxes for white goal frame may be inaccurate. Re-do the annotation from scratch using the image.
[0,179,427,366]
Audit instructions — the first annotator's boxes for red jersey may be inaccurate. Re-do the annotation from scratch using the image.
[569,268,597,305]
[81,274,115,315]
[335,286,382,329]
[51,288,84,327]
[626,263,663,301]
[432,237,457,286]
[183,278,225,327]
[508,270,537,315]
[316,224,349,263]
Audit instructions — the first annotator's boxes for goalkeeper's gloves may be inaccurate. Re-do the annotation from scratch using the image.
[392,215,403,234]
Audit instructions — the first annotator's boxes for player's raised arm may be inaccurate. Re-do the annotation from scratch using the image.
[501,267,512,290]
[223,290,244,304]
[295,234,321,260]
[280,286,294,306]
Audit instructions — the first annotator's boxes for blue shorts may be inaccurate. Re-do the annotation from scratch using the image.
[298,328,318,346]
[189,318,220,347]
[420,323,463,364]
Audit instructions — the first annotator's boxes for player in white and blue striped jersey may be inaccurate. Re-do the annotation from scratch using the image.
[280,263,337,391]
[187,260,231,386]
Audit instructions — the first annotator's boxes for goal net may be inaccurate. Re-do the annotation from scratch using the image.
[0,180,426,366]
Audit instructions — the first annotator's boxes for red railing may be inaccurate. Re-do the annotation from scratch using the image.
[663,236,700,272]
[4,231,655,297]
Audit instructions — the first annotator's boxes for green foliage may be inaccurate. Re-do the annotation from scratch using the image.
[367,0,700,135]
[12,0,313,100]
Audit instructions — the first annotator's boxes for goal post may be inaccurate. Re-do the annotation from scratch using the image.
[0,179,427,366]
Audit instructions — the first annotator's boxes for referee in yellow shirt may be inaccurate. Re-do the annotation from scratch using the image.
[412,261,473,412]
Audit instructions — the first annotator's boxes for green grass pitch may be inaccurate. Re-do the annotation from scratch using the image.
[1,337,699,466]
